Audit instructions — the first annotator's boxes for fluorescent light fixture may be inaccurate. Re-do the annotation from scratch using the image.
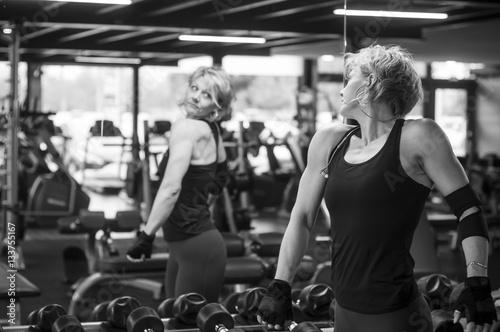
[333,9,447,20]
[47,0,132,4]
[75,56,141,64]
[3,28,12,34]
[178,34,266,44]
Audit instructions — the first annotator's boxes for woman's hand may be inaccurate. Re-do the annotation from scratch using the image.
[126,231,155,262]
[257,279,293,330]
[452,277,497,332]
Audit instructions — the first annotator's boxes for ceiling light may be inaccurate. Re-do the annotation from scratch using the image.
[178,35,266,44]
[75,56,141,64]
[333,9,447,20]
[2,28,13,34]
[46,0,132,4]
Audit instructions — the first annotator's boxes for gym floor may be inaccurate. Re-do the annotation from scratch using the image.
[3,188,500,325]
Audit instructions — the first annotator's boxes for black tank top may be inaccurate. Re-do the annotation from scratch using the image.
[323,119,431,314]
[162,120,219,242]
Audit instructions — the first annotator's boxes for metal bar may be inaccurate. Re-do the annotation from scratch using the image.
[5,22,24,270]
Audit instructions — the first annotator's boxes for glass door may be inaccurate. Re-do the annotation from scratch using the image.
[434,88,468,158]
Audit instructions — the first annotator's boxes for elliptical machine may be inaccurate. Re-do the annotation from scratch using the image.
[22,115,90,227]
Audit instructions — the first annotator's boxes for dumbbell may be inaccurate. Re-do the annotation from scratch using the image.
[89,301,110,322]
[222,292,241,314]
[26,304,67,332]
[126,306,164,332]
[167,292,208,329]
[157,297,176,318]
[258,283,334,324]
[296,284,334,320]
[158,293,207,320]
[51,315,85,332]
[234,287,266,324]
[417,274,455,310]
[102,296,141,329]
[431,310,464,332]
[197,303,323,332]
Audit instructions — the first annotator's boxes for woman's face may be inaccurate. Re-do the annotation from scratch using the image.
[183,75,218,119]
[339,67,367,117]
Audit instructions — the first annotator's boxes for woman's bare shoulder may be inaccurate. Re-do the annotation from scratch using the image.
[403,118,448,144]
[171,118,209,138]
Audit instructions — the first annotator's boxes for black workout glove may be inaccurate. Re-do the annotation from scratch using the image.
[257,279,293,329]
[452,276,496,326]
[126,231,155,261]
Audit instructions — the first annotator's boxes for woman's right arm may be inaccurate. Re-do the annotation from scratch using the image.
[274,124,348,283]
[257,124,351,329]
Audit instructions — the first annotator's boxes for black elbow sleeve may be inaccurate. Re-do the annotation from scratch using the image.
[457,212,489,243]
[443,183,482,218]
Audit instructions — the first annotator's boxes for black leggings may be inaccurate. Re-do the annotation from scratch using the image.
[165,229,227,303]
[334,294,433,332]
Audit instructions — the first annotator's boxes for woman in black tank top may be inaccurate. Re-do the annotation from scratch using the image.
[257,45,496,332]
[126,66,234,303]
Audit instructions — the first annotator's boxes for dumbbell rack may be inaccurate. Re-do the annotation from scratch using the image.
[0,23,25,270]
[1,319,335,332]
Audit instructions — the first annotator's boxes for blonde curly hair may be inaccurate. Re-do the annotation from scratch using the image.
[344,44,423,117]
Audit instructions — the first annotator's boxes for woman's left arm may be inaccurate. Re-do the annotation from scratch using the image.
[143,120,194,235]
[127,120,194,262]
[412,119,497,330]
[413,119,489,275]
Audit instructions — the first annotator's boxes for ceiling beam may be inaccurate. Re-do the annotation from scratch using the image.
[203,0,289,19]
[144,0,213,17]
[58,27,109,42]
[255,1,343,20]
[424,9,500,31]
[413,0,500,8]
[22,25,62,42]
[96,29,154,44]
[19,22,182,34]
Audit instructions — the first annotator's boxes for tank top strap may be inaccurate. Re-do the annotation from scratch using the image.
[385,118,405,159]
[200,119,220,161]
[323,126,359,177]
